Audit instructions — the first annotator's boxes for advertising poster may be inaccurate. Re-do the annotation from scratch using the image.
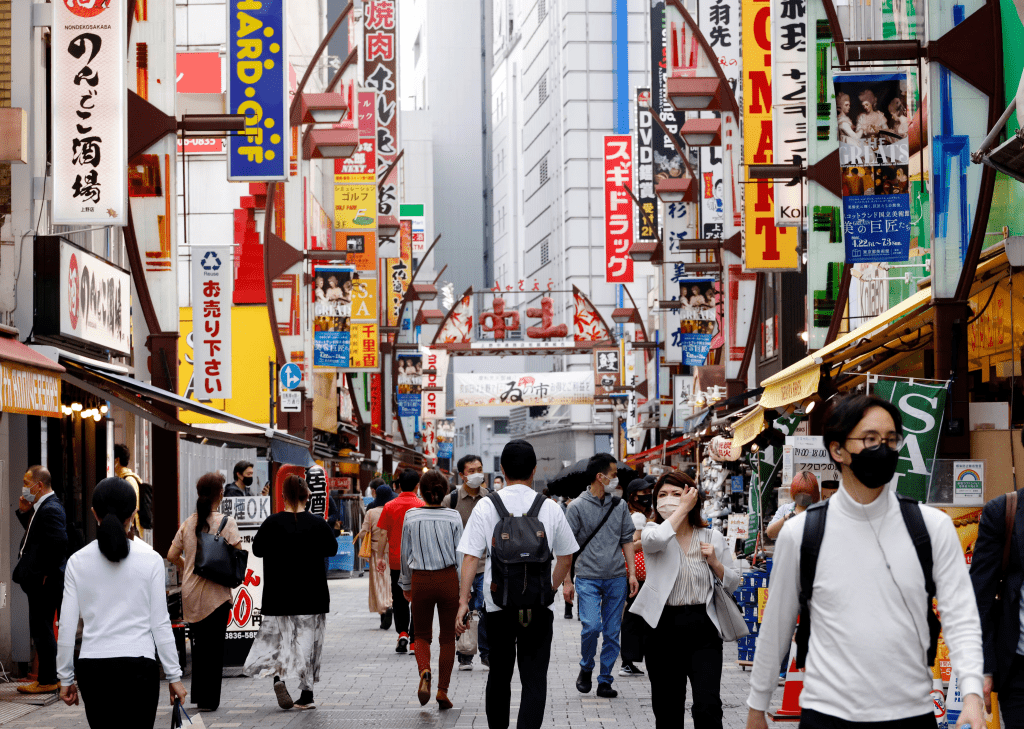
[594,348,621,399]
[664,275,718,366]
[226,0,287,181]
[635,89,658,243]
[835,73,911,263]
[351,277,378,321]
[871,378,946,502]
[933,506,982,682]
[437,419,455,460]
[334,185,377,231]
[453,373,595,408]
[340,232,377,273]
[396,352,422,417]
[220,496,270,665]
[952,461,984,506]
[313,265,355,367]
[191,246,233,399]
[602,134,635,283]
[781,436,840,488]
[335,90,376,184]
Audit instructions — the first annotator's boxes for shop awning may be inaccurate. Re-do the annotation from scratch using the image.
[61,361,312,455]
[732,406,765,447]
[0,336,64,418]
[0,337,65,373]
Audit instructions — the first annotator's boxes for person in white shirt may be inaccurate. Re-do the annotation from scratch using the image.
[746,394,985,729]
[765,471,820,541]
[57,478,186,727]
[455,440,579,729]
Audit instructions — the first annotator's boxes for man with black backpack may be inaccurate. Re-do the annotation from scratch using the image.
[746,394,984,729]
[114,443,150,539]
[455,440,578,729]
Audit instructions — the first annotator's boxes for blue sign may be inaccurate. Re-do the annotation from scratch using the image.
[842,194,911,263]
[227,0,288,181]
[314,331,350,367]
[279,362,302,391]
[731,475,744,494]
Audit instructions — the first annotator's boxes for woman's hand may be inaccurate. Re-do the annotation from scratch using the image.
[403,590,412,602]
[681,486,699,515]
[700,541,719,567]
[169,680,187,706]
[60,684,79,706]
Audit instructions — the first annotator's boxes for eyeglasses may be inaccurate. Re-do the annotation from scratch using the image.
[846,434,905,450]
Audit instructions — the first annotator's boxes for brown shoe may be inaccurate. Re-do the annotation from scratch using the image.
[18,682,58,694]
[417,669,431,706]
[436,690,453,710]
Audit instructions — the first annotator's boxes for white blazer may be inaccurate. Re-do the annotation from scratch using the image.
[629,520,741,637]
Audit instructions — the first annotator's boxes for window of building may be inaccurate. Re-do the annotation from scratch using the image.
[540,239,549,266]
[538,0,546,20]
[493,418,510,434]
[538,74,547,104]
[494,456,501,473]
[539,155,549,186]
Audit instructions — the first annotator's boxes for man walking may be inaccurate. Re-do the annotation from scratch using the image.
[456,440,578,729]
[13,467,68,694]
[747,394,984,729]
[113,443,145,538]
[563,453,639,699]
[224,460,253,497]
[378,469,425,653]
[443,453,491,670]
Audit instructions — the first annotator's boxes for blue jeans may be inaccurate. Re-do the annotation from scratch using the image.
[576,576,628,685]
[458,572,489,661]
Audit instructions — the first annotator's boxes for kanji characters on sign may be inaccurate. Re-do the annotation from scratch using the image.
[603,135,635,283]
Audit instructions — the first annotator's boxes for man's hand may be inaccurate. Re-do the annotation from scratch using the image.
[628,574,640,597]
[376,558,386,574]
[18,497,31,513]
[746,708,769,729]
[455,603,470,636]
[958,693,985,729]
[563,581,575,604]
[403,590,411,602]
[60,684,78,706]
[169,680,187,706]
[983,675,993,713]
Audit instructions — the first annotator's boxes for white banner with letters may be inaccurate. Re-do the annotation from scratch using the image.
[60,241,131,355]
[454,372,595,408]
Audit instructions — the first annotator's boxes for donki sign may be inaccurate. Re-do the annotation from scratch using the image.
[603,135,634,283]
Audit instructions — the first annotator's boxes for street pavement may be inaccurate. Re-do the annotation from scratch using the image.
[0,574,760,728]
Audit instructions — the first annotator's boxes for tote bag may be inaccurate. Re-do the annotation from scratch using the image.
[358,530,373,560]
[194,516,248,588]
[706,529,748,642]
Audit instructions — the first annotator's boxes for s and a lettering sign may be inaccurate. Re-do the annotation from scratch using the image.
[871,378,947,502]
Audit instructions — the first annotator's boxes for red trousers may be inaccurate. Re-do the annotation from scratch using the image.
[410,566,459,691]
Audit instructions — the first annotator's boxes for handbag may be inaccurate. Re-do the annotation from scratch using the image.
[624,549,646,582]
[172,699,206,728]
[194,516,248,588]
[358,530,373,560]
[706,530,748,642]
[456,610,479,656]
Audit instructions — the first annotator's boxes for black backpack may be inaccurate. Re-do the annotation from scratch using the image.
[488,492,555,610]
[137,480,154,530]
[795,494,941,669]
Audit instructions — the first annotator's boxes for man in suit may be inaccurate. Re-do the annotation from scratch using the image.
[971,487,1024,727]
[13,466,68,694]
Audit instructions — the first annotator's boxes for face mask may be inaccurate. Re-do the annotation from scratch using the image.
[657,495,681,519]
[603,475,619,490]
[847,444,899,489]
[21,486,35,502]
[793,493,814,508]
[635,494,653,509]
[242,476,254,487]
[466,473,486,488]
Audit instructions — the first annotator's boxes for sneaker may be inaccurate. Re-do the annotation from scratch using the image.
[294,690,316,710]
[397,632,409,653]
[619,663,644,677]
[409,644,416,655]
[576,669,592,694]
[458,661,473,671]
[597,682,618,698]
[274,680,294,710]
[480,655,490,669]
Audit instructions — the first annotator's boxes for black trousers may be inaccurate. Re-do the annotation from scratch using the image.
[25,579,63,685]
[646,605,723,729]
[620,588,645,664]
[799,709,937,729]
[485,607,553,729]
[77,656,160,729]
[389,569,414,639]
[189,601,231,710]
[999,655,1024,729]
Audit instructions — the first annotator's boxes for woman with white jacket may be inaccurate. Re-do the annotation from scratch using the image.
[629,471,740,729]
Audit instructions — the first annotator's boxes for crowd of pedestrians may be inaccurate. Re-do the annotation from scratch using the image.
[13,393,1024,729]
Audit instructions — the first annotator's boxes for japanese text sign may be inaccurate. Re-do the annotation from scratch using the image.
[364,0,398,218]
[454,372,595,408]
[603,135,635,283]
[635,89,658,243]
[191,246,233,399]
[334,184,377,231]
[59,240,132,355]
[771,0,807,227]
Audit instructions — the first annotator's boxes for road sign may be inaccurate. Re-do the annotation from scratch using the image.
[279,363,302,391]
[280,390,301,413]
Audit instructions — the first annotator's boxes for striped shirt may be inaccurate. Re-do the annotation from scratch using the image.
[667,529,714,606]
[399,507,464,591]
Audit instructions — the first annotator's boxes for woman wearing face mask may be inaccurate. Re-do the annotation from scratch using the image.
[765,472,820,541]
[619,479,654,677]
[629,471,740,729]
[354,482,395,629]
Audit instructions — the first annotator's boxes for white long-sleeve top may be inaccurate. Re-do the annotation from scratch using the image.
[57,540,182,686]
[748,486,984,721]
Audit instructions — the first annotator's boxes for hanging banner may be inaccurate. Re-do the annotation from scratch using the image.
[742,0,799,270]
[771,0,808,227]
[454,372,595,408]
[191,246,233,399]
[663,274,718,366]
[396,352,422,417]
[313,265,353,367]
[635,89,658,243]
[421,346,449,419]
[603,134,635,283]
[437,419,455,460]
[52,0,128,225]
[835,73,911,263]
[870,378,946,502]
[226,0,288,181]
[364,0,399,219]
[594,347,621,400]
[384,220,413,328]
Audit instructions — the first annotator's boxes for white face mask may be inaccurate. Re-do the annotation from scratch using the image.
[465,473,486,488]
[657,495,681,519]
[21,486,35,502]
[601,474,619,490]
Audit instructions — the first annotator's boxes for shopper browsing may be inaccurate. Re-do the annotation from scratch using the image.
[354,482,395,629]
[619,478,654,677]
[378,469,425,653]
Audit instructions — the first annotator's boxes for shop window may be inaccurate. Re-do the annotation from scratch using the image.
[493,418,509,434]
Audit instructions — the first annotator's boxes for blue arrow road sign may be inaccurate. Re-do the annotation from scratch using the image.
[279,363,302,391]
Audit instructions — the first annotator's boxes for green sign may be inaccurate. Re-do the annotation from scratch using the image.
[871,379,947,502]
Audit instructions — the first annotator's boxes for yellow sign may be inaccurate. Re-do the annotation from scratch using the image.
[0,362,61,417]
[742,0,799,270]
[348,322,380,369]
[351,278,378,321]
[179,306,276,424]
[757,587,768,622]
[760,366,821,410]
[733,407,765,447]
[334,184,377,231]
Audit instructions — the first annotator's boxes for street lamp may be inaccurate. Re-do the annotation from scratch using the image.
[680,118,722,147]
[628,239,662,263]
[291,92,349,126]
[378,215,401,238]
[611,308,643,325]
[302,127,359,159]
[667,76,727,112]
[655,176,694,203]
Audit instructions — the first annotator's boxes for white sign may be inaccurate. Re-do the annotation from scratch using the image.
[421,346,449,420]
[59,241,131,355]
[727,513,748,547]
[221,496,271,527]
[953,461,984,506]
[226,526,263,641]
[191,246,233,400]
[453,372,595,408]
[771,0,808,227]
[782,436,841,488]
[280,389,301,413]
[52,0,128,225]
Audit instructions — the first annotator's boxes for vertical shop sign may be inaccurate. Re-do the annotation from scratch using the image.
[635,89,658,243]
[401,204,427,255]
[396,352,422,417]
[52,0,127,225]
[177,53,224,154]
[226,0,288,181]
[305,466,329,519]
[771,0,807,226]
[421,346,448,419]
[835,73,911,263]
[871,378,946,502]
[385,220,413,328]
[191,246,233,399]
[335,90,376,183]
[603,135,635,283]
[364,0,399,217]
[742,0,799,269]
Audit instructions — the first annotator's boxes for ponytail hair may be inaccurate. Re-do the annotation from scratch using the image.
[195,472,226,537]
[93,477,137,562]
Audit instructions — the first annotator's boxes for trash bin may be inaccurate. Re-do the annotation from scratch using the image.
[328,533,354,579]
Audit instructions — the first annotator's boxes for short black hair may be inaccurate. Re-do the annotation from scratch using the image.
[419,470,448,505]
[398,468,420,492]
[368,477,385,492]
[500,440,537,482]
[113,443,130,467]
[823,394,904,465]
[457,454,483,476]
[585,453,618,484]
[233,460,254,480]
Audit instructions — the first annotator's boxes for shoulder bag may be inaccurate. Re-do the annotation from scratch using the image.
[194,516,248,588]
[707,529,748,642]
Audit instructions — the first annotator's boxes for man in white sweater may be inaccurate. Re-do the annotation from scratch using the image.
[747,394,985,729]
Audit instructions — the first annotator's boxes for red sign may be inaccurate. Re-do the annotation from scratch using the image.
[176,53,223,154]
[602,135,634,283]
[364,0,398,218]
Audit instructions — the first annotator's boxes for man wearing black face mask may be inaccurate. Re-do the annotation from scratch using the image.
[226,460,254,498]
[746,394,985,729]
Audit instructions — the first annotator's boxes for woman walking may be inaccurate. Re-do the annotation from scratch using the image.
[399,470,462,709]
[244,475,339,710]
[354,481,395,629]
[57,478,187,728]
[629,471,740,729]
[168,472,242,713]
[619,477,653,677]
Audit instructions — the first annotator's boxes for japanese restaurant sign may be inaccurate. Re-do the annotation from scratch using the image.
[0,362,61,418]
[384,220,413,328]
[364,0,399,218]
[52,0,128,225]
[454,372,595,408]
[191,246,233,399]
[57,239,131,356]
[226,0,288,181]
[603,135,635,283]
